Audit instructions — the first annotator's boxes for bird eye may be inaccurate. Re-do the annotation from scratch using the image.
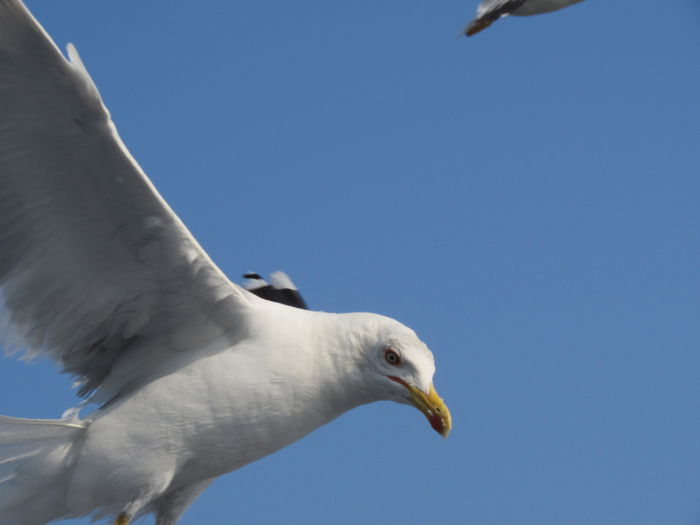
[384,349,401,366]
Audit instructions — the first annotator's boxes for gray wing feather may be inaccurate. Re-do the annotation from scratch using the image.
[475,0,526,18]
[0,0,249,399]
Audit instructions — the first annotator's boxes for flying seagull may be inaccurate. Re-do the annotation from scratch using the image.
[465,0,585,36]
[0,1,451,524]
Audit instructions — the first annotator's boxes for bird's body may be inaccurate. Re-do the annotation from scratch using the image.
[24,307,391,523]
[465,0,585,36]
[0,1,451,524]
[78,308,386,500]
[4,307,421,524]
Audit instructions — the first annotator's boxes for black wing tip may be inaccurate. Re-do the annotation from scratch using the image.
[465,18,492,36]
[465,0,527,37]
[241,271,308,310]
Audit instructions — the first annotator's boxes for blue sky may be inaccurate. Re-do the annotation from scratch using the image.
[2,1,700,523]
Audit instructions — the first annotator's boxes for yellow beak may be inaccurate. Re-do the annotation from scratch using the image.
[389,376,452,437]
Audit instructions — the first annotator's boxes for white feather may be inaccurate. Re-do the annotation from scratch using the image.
[0,0,249,400]
[269,271,298,291]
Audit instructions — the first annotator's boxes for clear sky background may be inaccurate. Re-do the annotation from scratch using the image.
[2,1,699,524]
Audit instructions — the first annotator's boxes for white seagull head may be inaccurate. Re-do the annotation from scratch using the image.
[332,313,452,437]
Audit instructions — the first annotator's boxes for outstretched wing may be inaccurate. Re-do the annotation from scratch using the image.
[0,0,251,399]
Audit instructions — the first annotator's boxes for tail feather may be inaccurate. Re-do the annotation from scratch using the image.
[0,416,86,525]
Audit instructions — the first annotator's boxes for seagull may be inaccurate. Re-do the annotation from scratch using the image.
[0,1,451,524]
[465,0,585,37]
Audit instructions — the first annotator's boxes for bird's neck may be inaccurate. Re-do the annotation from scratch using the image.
[305,312,376,414]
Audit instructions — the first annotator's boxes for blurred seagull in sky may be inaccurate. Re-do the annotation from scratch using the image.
[0,1,451,524]
[465,0,585,36]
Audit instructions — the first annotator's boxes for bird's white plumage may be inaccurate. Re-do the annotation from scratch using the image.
[0,2,450,524]
[0,0,251,402]
[268,270,298,291]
